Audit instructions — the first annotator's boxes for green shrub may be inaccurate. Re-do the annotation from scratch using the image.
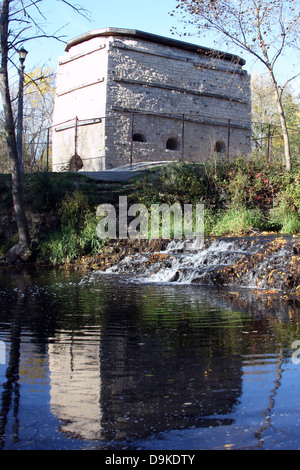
[204,207,219,236]
[58,190,91,231]
[134,162,212,206]
[39,216,104,265]
[280,212,300,234]
[212,207,264,236]
[79,213,105,254]
[39,227,80,265]
[226,169,250,209]
[39,190,104,264]
[25,172,75,211]
[270,174,300,234]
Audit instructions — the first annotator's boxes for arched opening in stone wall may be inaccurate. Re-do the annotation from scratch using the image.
[70,154,84,171]
[214,141,226,154]
[133,133,147,143]
[166,137,179,151]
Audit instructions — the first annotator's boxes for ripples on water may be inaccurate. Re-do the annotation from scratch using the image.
[0,267,300,450]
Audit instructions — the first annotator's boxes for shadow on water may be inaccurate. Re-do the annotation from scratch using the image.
[0,266,299,449]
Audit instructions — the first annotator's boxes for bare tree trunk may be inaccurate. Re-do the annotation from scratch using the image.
[273,85,291,173]
[257,12,292,173]
[0,0,31,263]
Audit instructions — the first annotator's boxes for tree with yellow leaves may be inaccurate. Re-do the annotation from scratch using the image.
[251,74,300,162]
[22,66,56,171]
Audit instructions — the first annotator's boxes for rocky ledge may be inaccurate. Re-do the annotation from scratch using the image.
[2,235,299,295]
[73,235,300,294]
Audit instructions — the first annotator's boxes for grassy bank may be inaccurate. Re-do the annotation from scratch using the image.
[0,153,299,265]
[132,155,300,237]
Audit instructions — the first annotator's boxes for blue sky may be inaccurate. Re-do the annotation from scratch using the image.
[25,0,181,69]
[15,0,300,94]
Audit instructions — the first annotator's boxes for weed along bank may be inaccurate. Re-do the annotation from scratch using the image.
[52,28,252,172]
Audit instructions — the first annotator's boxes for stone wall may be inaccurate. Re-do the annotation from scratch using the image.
[52,30,251,171]
[104,35,251,168]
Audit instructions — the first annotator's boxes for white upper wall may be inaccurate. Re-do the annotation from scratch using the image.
[53,36,109,126]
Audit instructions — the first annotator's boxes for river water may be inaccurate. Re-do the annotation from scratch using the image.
[0,253,300,450]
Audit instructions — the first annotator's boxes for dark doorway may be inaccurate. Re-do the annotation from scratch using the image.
[166,138,179,151]
[214,141,226,154]
[70,154,83,171]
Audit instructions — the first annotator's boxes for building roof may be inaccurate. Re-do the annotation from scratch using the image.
[65,27,246,66]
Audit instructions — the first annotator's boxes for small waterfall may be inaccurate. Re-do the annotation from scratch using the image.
[106,238,258,285]
[104,236,299,292]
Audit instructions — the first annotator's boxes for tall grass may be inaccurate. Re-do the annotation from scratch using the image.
[211,208,264,236]
[39,190,104,264]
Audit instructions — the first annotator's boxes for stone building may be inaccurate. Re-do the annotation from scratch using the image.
[52,28,251,171]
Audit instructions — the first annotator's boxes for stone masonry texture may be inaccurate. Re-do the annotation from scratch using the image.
[52,28,251,171]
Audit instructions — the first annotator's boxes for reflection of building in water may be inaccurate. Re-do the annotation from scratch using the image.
[48,331,102,440]
[99,318,243,441]
[47,294,244,443]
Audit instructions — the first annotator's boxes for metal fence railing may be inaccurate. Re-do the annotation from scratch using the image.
[0,111,298,173]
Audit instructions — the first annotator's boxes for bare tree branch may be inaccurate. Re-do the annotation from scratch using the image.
[172,0,299,172]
